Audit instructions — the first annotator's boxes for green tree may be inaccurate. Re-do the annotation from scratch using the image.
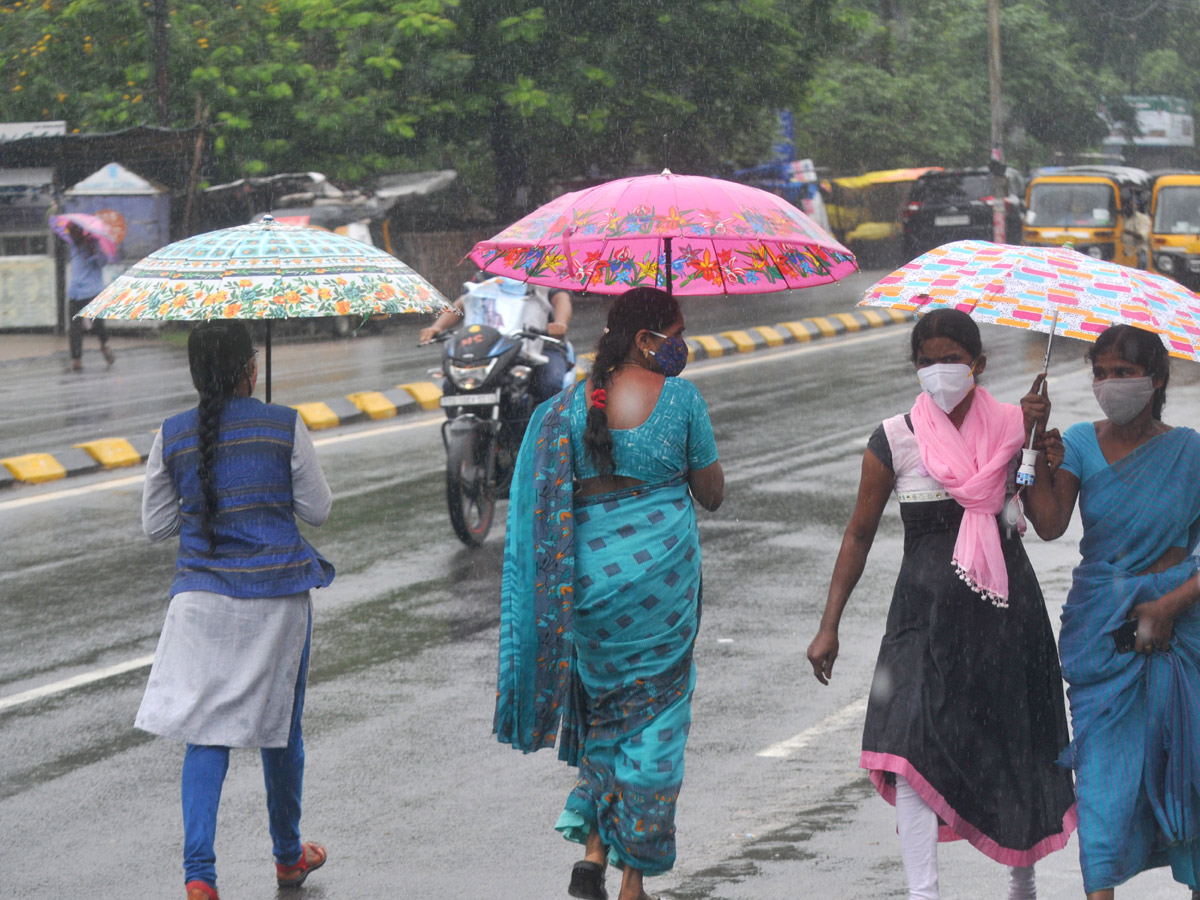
[795,0,1108,174]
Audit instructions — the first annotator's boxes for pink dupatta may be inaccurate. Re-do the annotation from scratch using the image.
[910,387,1025,607]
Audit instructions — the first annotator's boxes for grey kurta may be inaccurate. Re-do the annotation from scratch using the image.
[134,418,331,748]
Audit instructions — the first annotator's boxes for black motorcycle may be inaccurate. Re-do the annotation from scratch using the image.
[431,324,569,546]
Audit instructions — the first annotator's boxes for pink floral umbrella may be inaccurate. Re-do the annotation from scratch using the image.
[468,169,857,296]
[51,213,119,262]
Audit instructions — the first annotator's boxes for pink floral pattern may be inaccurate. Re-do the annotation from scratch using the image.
[469,171,857,295]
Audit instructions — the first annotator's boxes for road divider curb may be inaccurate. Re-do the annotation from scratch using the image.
[0,308,912,488]
[74,437,142,469]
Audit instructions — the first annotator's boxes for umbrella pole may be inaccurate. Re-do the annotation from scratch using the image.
[1026,309,1059,450]
[664,236,673,296]
[265,321,273,404]
[1015,310,1059,489]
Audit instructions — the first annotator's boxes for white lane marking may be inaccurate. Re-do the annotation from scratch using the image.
[310,414,440,447]
[756,695,869,758]
[0,654,156,712]
[0,473,146,510]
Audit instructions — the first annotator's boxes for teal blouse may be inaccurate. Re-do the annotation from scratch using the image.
[569,377,719,483]
[1064,420,1188,548]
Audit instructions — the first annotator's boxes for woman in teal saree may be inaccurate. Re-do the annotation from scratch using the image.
[496,287,724,900]
[1025,324,1200,899]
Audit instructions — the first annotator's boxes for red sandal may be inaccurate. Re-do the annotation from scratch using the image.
[275,841,327,888]
[185,881,219,900]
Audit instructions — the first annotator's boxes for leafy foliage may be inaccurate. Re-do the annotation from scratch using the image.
[2,0,1197,213]
[796,0,1112,173]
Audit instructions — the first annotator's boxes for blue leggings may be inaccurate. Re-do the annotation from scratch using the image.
[181,619,311,889]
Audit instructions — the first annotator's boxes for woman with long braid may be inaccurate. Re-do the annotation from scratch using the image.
[496,287,723,900]
[136,321,334,900]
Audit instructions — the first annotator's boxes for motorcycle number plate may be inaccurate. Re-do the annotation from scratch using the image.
[934,214,970,226]
[440,391,501,407]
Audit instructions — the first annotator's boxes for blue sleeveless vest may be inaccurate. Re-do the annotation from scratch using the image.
[161,397,334,598]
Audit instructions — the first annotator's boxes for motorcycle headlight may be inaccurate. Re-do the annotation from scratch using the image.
[1157,253,1176,273]
[448,358,497,390]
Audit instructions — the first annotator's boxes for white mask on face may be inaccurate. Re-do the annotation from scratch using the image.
[918,363,976,413]
[1093,375,1155,425]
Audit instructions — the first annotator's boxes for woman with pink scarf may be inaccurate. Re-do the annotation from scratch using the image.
[807,309,1076,900]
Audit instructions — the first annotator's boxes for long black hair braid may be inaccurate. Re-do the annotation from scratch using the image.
[582,287,681,476]
[188,321,255,554]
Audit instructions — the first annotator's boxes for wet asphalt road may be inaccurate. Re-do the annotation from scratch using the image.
[1,269,883,460]
[4,298,1200,899]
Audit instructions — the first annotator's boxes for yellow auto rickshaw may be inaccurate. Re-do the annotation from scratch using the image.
[1023,165,1151,269]
[826,167,942,268]
[1149,170,1200,290]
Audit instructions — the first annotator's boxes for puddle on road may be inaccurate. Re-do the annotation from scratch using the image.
[666,779,875,900]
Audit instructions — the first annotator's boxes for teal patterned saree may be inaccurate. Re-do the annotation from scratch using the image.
[495,381,703,874]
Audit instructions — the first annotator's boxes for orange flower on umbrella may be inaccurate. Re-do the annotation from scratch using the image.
[72,216,450,401]
[687,249,722,284]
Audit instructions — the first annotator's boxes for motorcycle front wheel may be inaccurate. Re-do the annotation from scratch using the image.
[446,445,495,547]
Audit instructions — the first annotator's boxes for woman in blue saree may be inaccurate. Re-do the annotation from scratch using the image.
[495,287,723,900]
[1025,324,1200,900]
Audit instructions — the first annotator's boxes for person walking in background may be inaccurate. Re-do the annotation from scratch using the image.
[1022,324,1200,900]
[63,219,114,371]
[807,308,1076,900]
[136,322,335,900]
[495,287,723,900]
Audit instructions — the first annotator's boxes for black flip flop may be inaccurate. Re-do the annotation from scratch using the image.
[567,860,607,900]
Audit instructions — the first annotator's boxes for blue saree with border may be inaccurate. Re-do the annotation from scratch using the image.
[1058,426,1200,891]
[495,381,703,875]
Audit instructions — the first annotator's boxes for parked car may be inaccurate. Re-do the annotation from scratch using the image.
[901,167,1025,259]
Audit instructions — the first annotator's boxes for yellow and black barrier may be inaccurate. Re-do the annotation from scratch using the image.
[0,309,912,488]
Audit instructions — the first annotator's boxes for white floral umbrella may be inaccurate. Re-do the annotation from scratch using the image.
[78,215,451,400]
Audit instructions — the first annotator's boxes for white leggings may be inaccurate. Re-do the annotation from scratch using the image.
[895,775,1036,900]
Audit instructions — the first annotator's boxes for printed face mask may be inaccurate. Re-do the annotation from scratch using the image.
[649,331,688,377]
[917,362,976,413]
[1093,375,1155,425]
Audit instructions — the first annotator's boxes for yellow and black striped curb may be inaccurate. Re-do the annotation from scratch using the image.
[681,307,912,361]
[0,308,912,489]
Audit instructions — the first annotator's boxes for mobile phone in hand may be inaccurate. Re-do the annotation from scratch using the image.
[1113,619,1137,654]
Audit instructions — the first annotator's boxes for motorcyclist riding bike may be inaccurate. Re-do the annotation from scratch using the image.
[419,274,574,405]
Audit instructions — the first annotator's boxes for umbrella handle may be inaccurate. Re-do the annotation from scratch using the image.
[663,236,673,295]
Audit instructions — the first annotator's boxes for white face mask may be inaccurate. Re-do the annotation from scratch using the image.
[1093,375,1155,425]
[918,363,976,413]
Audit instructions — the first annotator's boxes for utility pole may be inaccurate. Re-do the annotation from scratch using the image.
[988,0,1006,242]
[154,0,170,126]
